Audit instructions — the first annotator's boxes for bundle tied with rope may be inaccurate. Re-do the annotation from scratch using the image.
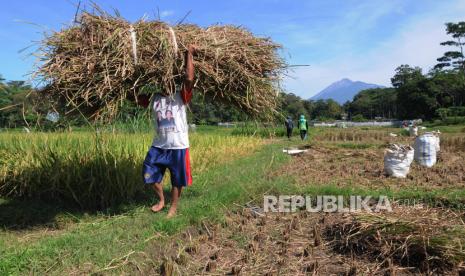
[35,7,286,120]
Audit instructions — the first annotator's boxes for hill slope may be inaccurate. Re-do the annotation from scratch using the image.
[311,78,384,104]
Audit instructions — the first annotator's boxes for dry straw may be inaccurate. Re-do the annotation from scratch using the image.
[35,6,286,120]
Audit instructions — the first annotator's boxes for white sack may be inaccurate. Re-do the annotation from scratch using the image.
[414,133,438,167]
[384,144,414,178]
[409,126,418,136]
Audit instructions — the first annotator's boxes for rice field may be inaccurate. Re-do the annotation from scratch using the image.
[1,125,465,275]
[0,130,263,209]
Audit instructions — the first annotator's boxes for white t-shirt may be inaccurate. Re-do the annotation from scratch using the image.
[151,92,189,149]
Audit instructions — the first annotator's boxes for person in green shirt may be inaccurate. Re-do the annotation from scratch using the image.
[298,114,308,140]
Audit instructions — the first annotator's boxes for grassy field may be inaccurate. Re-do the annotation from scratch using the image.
[1,124,465,274]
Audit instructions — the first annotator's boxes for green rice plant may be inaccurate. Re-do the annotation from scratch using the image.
[0,131,262,209]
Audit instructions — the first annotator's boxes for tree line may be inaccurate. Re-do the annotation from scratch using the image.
[0,78,36,128]
[280,21,465,123]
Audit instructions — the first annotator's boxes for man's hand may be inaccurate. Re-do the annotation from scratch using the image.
[187,45,197,55]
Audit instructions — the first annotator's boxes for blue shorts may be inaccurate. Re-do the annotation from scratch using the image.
[142,147,193,187]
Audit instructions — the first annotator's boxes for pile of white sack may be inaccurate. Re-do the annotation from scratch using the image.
[384,131,441,178]
[384,144,415,178]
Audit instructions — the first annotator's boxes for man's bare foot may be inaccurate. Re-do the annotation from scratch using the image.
[167,207,177,218]
[151,202,164,213]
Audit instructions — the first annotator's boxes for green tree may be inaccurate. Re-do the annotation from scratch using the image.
[347,88,397,119]
[0,78,44,128]
[429,70,465,106]
[435,22,465,72]
[391,65,423,88]
[278,93,343,121]
[187,93,247,124]
[351,114,366,122]
[311,99,342,120]
[280,92,308,119]
[396,76,439,120]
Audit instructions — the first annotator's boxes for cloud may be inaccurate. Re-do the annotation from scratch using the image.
[160,10,174,18]
[283,0,465,99]
[337,0,404,33]
[276,0,404,51]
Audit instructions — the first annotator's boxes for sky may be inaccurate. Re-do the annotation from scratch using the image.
[0,0,464,99]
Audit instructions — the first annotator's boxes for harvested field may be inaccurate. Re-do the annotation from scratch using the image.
[326,205,465,274]
[312,128,465,152]
[142,205,465,275]
[273,143,465,192]
[313,129,405,143]
[441,134,465,151]
[144,209,390,275]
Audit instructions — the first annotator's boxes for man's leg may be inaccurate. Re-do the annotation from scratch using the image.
[166,148,191,218]
[151,182,165,212]
[167,186,183,218]
[300,130,304,140]
[143,147,167,212]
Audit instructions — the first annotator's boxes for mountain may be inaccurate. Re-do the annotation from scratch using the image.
[310,78,385,104]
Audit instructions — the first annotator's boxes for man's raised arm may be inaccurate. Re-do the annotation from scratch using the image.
[181,45,196,104]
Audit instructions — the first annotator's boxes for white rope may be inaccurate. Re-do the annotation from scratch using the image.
[129,25,138,65]
[168,26,178,58]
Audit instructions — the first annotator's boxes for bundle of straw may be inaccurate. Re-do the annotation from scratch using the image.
[35,7,286,119]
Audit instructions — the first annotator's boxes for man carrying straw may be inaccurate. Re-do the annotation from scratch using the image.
[135,45,196,218]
